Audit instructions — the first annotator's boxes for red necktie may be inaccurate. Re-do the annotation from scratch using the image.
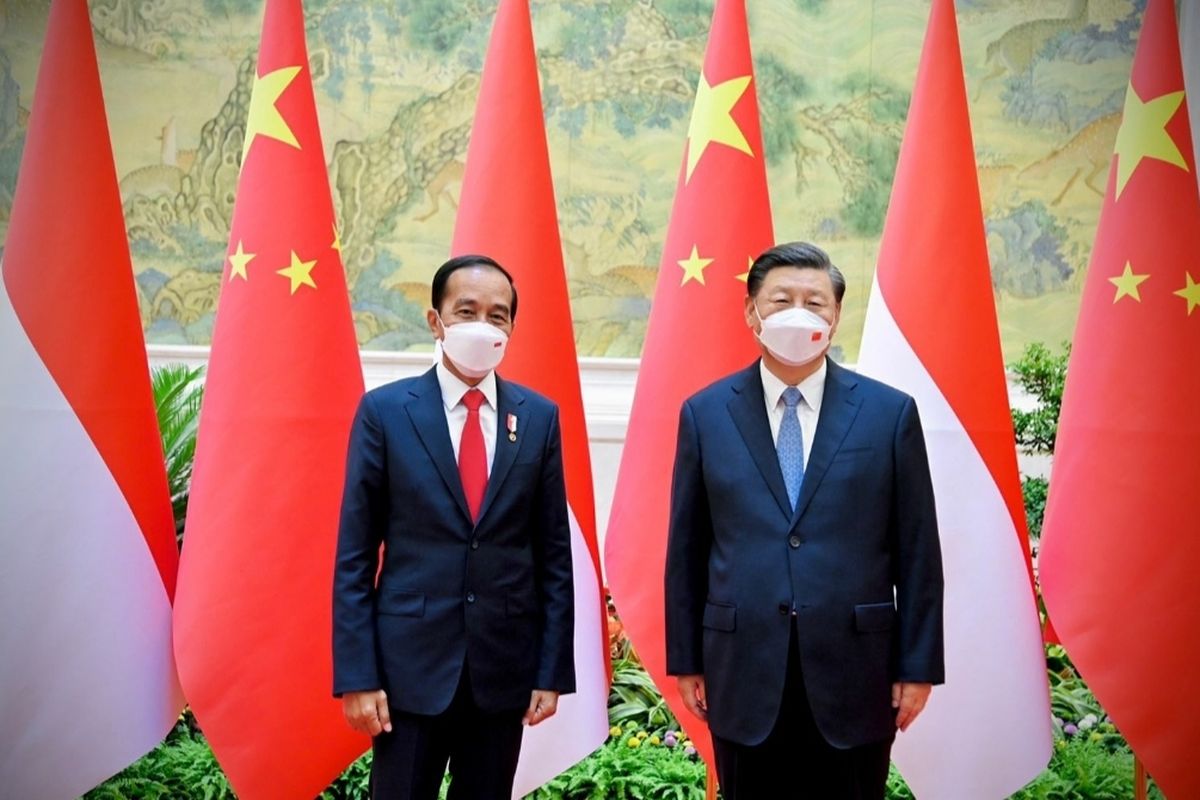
[458,388,488,522]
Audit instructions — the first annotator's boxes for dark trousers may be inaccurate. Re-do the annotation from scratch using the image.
[713,628,894,800]
[370,668,525,800]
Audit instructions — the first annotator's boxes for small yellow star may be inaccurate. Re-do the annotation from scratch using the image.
[685,73,754,182]
[242,65,303,164]
[227,240,255,282]
[1108,262,1149,303]
[1174,272,1200,315]
[678,245,714,286]
[331,223,342,253]
[1113,83,1188,200]
[736,255,753,283]
[277,250,317,294]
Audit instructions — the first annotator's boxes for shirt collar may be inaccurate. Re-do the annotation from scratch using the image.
[436,358,498,411]
[760,357,827,414]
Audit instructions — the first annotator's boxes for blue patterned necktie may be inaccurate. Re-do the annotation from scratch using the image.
[777,386,805,511]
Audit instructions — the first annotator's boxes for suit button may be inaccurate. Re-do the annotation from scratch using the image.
[778,603,789,616]
[470,540,479,550]
[788,535,801,548]
[466,593,476,604]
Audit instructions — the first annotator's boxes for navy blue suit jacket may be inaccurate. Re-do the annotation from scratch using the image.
[665,359,944,748]
[332,367,575,714]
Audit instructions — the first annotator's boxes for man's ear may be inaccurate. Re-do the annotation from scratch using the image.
[744,294,759,331]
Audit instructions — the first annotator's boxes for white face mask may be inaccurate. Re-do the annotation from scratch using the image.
[755,305,832,367]
[437,316,508,378]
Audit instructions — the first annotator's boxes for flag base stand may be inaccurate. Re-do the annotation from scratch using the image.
[1134,758,1147,800]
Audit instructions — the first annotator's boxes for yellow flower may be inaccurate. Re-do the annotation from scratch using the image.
[1089,732,1103,743]
[637,731,648,739]
[626,737,641,748]
[649,735,661,746]
[609,726,622,738]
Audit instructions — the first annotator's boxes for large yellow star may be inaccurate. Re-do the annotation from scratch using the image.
[227,240,255,282]
[277,250,317,294]
[242,65,303,164]
[1108,262,1149,303]
[685,73,754,182]
[1174,272,1200,315]
[1112,83,1188,200]
[678,245,713,286]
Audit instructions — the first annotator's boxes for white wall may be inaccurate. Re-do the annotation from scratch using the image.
[148,345,1050,564]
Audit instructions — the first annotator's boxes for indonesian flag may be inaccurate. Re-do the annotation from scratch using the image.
[450,0,609,792]
[856,0,1052,797]
[1039,0,1200,796]
[171,0,366,795]
[0,0,183,796]
[604,0,773,769]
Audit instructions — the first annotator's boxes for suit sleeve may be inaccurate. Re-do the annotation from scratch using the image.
[890,396,945,684]
[331,392,387,696]
[665,399,713,676]
[533,406,576,693]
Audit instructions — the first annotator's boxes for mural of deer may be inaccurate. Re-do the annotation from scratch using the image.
[974,0,1089,101]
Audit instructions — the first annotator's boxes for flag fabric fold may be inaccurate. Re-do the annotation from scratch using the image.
[450,0,610,793]
[0,0,182,795]
[603,0,773,770]
[1039,1,1200,796]
[172,0,367,795]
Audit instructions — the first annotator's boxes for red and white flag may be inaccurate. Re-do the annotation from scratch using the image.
[857,0,1051,797]
[0,1,183,796]
[451,0,609,792]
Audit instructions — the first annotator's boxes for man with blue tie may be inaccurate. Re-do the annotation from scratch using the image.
[332,255,575,800]
[665,242,944,799]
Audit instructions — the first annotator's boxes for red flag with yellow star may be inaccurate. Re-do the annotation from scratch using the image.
[172,0,365,795]
[1038,0,1200,796]
[603,0,772,769]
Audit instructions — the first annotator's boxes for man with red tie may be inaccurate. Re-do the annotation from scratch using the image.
[333,255,575,800]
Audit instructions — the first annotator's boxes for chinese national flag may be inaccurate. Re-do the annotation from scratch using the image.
[603,0,773,769]
[450,0,610,793]
[1038,0,1200,797]
[171,0,366,796]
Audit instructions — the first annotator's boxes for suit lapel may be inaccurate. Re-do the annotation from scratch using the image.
[791,360,863,526]
[727,362,793,521]
[475,375,527,526]
[405,368,472,524]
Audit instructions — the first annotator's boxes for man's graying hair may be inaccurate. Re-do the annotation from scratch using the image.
[746,241,846,304]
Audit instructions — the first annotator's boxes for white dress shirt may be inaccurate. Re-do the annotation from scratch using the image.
[436,359,498,475]
[760,357,827,468]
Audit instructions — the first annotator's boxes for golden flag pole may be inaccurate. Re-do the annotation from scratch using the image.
[706,763,718,800]
[1134,757,1148,800]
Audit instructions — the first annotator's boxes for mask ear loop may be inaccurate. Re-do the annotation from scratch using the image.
[432,312,446,366]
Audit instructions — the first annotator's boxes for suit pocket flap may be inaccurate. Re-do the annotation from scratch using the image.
[854,602,895,633]
[702,602,737,632]
[378,589,425,617]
